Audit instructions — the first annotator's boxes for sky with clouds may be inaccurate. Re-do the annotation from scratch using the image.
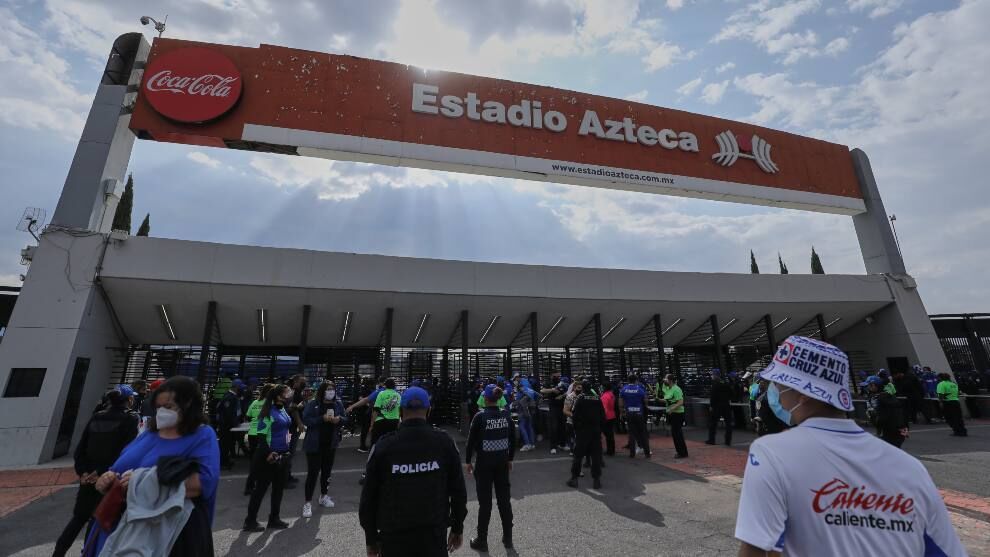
[0,0,987,313]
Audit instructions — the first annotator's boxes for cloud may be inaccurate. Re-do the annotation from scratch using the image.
[714,0,825,63]
[643,42,689,72]
[676,77,704,96]
[824,37,851,56]
[847,0,903,18]
[715,61,736,74]
[700,80,729,104]
[666,0,686,10]
[0,8,90,136]
[187,152,222,169]
[624,89,649,101]
[733,73,843,128]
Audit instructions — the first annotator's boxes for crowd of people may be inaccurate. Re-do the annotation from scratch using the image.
[50,350,981,556]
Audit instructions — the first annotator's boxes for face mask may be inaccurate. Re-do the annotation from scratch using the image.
[767,383,805,426]
[156,407,179,429]
[324,390,336,401]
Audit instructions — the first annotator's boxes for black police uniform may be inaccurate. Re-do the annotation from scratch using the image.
[54,406,138,557]
[360,418,468,557]
[465,406,516,548]
[570,392,604,484]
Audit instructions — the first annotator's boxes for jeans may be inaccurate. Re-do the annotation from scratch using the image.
[304,448,337,501]
[518,415,534,446]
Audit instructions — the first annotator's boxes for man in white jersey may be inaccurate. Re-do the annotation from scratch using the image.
[735,335,966,556]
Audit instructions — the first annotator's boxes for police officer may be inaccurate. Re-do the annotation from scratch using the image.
[465,384,515,551]
[360,386,468,557]
[567,380,604,489]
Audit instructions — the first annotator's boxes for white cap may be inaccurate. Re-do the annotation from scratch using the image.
[759,335,853,411]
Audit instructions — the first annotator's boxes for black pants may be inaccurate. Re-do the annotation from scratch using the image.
[881,430,906,448]
[53,483,102,557]
[380,527,448,557]
[371,418,399,446]
[602,419,616,456]
[669,413,688,457]
[708,405,733,445]
[571,431,603,479]
[474,459,512,540]
[244,435,260,492]
[304,447,337,501]
[245,450,290,524]
[942,401,968,436]
[219,426,236,467]
[626,413,650,457]
[548,408,566,448]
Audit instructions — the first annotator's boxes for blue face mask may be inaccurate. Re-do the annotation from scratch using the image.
[767,383,793,426]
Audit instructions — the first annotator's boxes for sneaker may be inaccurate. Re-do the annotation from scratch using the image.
[302,503,313,518]
[319,495,335,508]
[359,474,366,485]
[357,448,369,453]
[469,537,489,552]
[267,518,289,529]
[243,521,264,532]
[674,454,688,459]
[550,448,557,455]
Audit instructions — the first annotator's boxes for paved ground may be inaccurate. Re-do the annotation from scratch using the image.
[2,420,989,556]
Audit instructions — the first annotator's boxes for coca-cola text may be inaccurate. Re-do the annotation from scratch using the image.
[146,71,237,97]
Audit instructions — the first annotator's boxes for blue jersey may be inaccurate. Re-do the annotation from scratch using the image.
[922,373,938,397]
[368,387,383,404]
[619,384,648,414]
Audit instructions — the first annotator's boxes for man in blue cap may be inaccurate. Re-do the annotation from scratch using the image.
[217,379,246,469]
[465,384,516,551]
[360,386,467,557]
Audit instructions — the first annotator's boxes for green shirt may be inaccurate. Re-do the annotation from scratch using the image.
[477,394,507,410]
[884,382,897,396]
[213,377,232,400]
[246,399,264,435]
[661,384,685,414]
[936,380,959,401]
[374,389,401,421]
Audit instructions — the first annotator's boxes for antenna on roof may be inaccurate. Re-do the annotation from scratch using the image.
[16,207,46,242]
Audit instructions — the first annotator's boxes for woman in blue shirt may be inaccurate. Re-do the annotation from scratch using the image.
[243,383,294,531]
[92,376,220,556]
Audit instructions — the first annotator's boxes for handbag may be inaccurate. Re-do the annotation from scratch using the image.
[92,479,126,532]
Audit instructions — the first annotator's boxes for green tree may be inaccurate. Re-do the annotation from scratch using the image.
[811,246,825,274]
[111,173,134,233]
[750,250,760,274]
[778,253,789,274]
[136,213,150,237]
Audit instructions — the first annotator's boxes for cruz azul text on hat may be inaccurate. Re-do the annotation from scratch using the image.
[760,335,853,411]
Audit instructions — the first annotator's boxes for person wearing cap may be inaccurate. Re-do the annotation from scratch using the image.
[619,374,651,459]
[465,385,516,551]
[863,376,909,448]
[567,380,605,489]
[707,369,734,446]
[360,387,467,557]
[53,389,139,557]
[217,378,246,470]
[735,336,966,556]
[937,373,968,437]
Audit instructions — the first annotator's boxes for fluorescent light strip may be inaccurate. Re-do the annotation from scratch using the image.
[661,318,683,336]
[602,317,626,339]
[755,317,791,342]
[479,315,500,344]
[705,317,738,343]
[540,316,565,343]
[413,313,430,343]
[341,311,352,343]
[257,309,267,343]
[824,317,841,328]
[158,304,176,341]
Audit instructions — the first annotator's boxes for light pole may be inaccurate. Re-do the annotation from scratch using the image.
[140,15,167,38]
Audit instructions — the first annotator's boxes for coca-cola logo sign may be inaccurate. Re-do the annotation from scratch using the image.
[141,47,242,123]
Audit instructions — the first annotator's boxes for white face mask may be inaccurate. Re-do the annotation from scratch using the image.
[156,407,179,429]
[324,390,336,401]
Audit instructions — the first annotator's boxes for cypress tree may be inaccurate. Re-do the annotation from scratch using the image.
[811,246,825,274]
[136,214,151,237]
[111,173,134,233]
[750,250,760,274]
[778,253,789,274]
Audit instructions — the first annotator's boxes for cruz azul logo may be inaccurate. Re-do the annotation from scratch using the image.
[141,47,242,123]
[712,130,779,174]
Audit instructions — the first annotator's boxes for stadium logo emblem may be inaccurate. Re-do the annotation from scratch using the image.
[711,130,779,174]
